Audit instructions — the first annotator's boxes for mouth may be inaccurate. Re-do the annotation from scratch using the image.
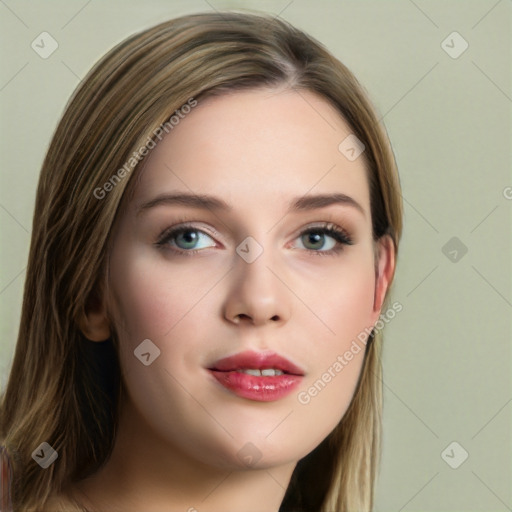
[206,350,305,402]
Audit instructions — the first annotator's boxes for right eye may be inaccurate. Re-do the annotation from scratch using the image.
[156,224,217,256]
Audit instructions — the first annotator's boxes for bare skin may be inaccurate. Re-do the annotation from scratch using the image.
[68,87,395,511]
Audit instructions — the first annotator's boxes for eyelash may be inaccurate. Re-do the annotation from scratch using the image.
[155,220,353,257]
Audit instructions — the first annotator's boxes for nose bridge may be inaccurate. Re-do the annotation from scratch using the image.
[235,233,277,297]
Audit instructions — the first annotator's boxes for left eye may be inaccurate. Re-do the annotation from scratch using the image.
[156,223,352,256]
[291,225,353,256]
[295,229,338,251]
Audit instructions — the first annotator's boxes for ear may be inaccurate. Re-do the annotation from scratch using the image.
[371,235,396,320]
[78,288,111,342]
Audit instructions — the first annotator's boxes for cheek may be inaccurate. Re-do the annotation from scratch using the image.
[105,247,233,464]
[302,248,376,349]
[292,254,376,436]
[107,246,217,343]
[331,265,376,343]
[105,242,210,399]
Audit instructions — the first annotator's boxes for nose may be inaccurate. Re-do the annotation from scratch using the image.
[222,241,291,327]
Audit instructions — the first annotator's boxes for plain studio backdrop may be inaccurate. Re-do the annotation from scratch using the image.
[0,1,510,511]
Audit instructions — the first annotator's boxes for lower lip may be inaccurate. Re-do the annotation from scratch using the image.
[208,370,303,402]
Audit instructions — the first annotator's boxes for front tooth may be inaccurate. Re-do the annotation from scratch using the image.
[239,369,285,376]
[261,369,284,376]
[243,369,262,376]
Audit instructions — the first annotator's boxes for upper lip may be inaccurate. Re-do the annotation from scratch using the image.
[208,350,305,376]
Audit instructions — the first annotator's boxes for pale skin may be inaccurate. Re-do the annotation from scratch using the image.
[70,87,395,512]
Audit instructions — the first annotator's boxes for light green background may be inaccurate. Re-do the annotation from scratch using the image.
[1,1,511,511]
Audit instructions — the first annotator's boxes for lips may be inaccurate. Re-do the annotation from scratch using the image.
[208,350,305,376]
[207,350,305,402]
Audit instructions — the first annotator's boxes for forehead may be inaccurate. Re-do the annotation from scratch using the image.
[131,88,370,214]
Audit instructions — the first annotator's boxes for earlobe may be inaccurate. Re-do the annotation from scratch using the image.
[372,235,396,314]
[78,290,111,342]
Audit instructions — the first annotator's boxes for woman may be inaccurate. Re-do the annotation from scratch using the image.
[0,10,402,511]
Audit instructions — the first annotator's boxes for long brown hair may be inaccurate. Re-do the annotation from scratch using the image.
[0,10,402,511]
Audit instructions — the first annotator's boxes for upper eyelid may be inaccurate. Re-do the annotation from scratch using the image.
[157,222,220,243]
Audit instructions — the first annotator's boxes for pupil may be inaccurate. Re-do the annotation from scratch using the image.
[180,230,197,247]
[306,232,323,249]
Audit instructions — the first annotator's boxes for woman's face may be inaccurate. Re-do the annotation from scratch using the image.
[103,87,394,471]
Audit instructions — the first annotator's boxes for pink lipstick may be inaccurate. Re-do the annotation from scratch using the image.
[207,350,304,402]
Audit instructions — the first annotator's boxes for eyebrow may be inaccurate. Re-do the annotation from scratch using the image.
[136,192,365,217]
